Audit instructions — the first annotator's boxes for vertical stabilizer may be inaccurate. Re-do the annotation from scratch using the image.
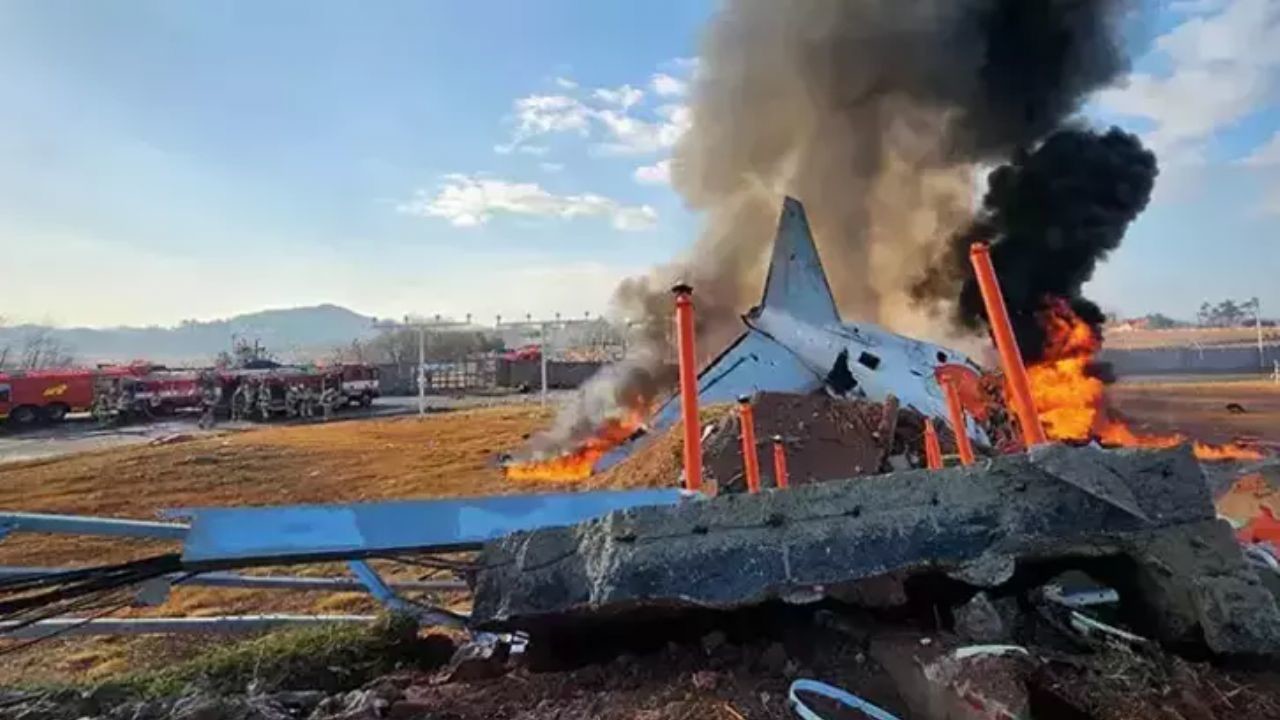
[759,198,841,325]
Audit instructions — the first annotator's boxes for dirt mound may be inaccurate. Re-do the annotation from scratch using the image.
[584,392,971,494]
[703,391,964,493]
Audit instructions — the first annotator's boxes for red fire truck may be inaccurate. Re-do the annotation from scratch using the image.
[338,364,380,406]
[0,368,127,425]
[132,371,204,415]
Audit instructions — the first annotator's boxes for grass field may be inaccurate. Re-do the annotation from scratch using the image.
[1,377,1278,684]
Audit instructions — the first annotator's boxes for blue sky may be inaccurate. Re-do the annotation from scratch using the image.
[0,0,1277,328]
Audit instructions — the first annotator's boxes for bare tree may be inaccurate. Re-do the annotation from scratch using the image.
[0,315,9,369]
[17,328,75,370]
[329,339,370,365]
[367,327,502,365]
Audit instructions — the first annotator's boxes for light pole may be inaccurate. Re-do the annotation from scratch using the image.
[1254,297,1264,371]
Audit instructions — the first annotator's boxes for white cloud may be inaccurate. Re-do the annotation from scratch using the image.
[668,57,699,72]
[553,76,578,90]
[539,161,564,173]
[495,94,592,153]
[650,73,687,97]
[593,84,644,109]
[1241,131,1280,166]
[400,174,657,231]
[1171,0,1230,14]
[633,159,672,185]
[1096,0,1280,158]
[595,104,691,155]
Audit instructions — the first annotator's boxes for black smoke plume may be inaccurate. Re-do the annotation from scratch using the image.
[931,127,1158,361]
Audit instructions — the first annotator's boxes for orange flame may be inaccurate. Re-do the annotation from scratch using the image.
[1027,298,1263,462]
[503,411,647,481]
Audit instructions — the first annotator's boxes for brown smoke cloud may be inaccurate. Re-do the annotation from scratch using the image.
[527,0,1133,457]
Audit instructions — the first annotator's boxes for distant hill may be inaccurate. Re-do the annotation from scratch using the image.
[0,304,379,366]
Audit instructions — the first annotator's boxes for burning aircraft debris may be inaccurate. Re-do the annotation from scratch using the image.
[504,198,993,480]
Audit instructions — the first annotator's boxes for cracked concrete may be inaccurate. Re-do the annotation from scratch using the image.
[472,445,1280,656]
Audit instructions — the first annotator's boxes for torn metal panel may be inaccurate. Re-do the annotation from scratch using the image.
[177,488,687,567]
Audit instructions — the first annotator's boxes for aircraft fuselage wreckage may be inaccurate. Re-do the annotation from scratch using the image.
[596,197,988,473]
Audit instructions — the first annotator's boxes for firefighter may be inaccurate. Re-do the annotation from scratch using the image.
[258,379,274,421]
[91,379,117,426]
[300,384,316,419]
[229,381,246,421]
[115,380,137,423]
[197,373,219,430]
[241,378,258,421]
[320,382,339,422]
[284,383,301,418]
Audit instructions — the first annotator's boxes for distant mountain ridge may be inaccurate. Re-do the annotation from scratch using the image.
[0,304,378,366]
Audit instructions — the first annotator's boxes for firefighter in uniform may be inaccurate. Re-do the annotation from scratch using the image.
[258,379,274,421]
[242,379,259,422]
[300,384,316,419]
[285,383,302,418]
[91,379,117,425]
[230,381,246,421]
[197,373,219,430]
[320,381,339,422]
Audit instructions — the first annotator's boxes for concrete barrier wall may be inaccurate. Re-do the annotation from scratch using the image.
[1101,344,1280,376]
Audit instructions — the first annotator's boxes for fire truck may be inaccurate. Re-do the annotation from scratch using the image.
[131,371,204,415]
[1,362,381,428]
[0,368,132,425]
[337,364,380,406]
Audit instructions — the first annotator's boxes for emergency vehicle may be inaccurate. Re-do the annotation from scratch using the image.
[0,368,127,425]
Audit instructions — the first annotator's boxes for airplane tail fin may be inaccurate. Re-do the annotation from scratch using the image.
[758,197,841,325]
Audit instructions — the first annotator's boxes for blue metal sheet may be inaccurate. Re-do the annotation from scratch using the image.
[0,512,189,540]
[177,489,686,567]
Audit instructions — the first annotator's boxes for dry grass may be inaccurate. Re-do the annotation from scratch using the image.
[1108,378,1280,447]
[1104,326,1280,350]
[2,380,1278,686]
[0,406,569,685]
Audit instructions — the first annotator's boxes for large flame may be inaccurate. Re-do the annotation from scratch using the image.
[503,411,647,481]
[1027,298,1263,461]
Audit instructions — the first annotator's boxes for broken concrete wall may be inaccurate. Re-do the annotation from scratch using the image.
[472,445,1280,656]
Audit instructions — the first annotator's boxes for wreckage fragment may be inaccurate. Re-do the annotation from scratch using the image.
[472,445,1280,657]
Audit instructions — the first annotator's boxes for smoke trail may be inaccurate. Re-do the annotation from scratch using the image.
[528,0,1133,457]
[924,126,1158,361]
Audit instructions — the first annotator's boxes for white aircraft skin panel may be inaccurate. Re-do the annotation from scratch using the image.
[751,307,988,443]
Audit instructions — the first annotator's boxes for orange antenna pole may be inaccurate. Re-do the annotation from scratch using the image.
[772,435,790,489]
[672,284,703,492]
[968,243,1047,447]
[924,418,944,470]
[737,396,762,494]
[940,376,976,466]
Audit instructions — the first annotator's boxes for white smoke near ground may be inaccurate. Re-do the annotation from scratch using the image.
[523,0,1133,459]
